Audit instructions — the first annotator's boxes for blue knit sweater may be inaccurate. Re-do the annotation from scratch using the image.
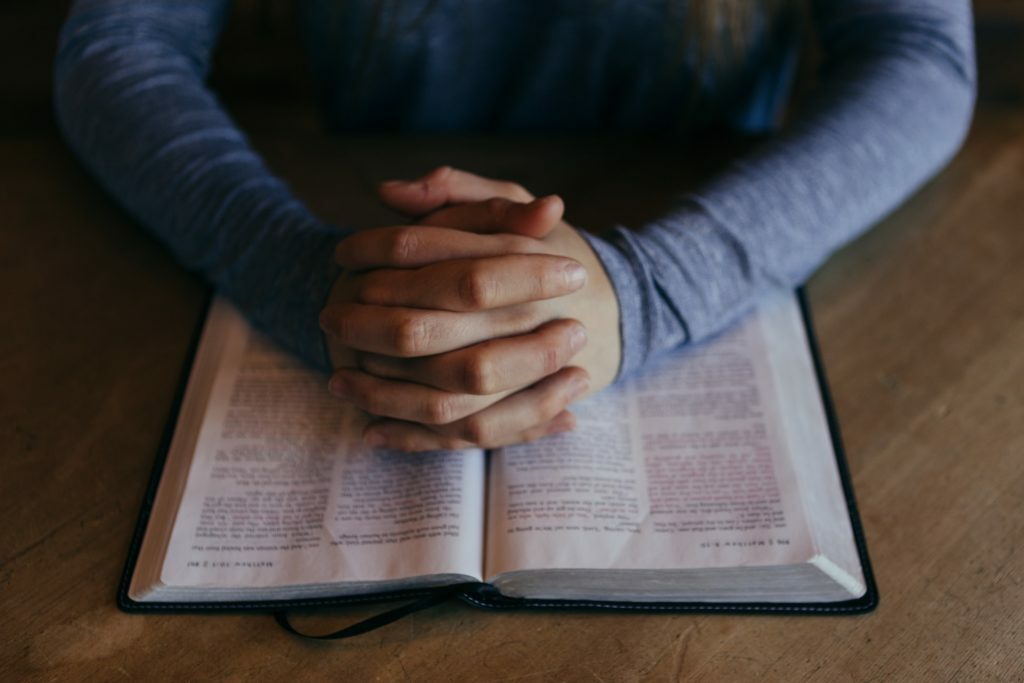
[54,0,976,379]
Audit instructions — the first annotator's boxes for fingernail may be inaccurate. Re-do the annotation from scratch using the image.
[563,261,587,289]
[364,430,385,447]
[547,412,576,435]
[537,194,562,207]
[569,325,588,353]
[569,374,590,399]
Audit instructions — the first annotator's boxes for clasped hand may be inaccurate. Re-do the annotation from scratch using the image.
[320,167,621,451]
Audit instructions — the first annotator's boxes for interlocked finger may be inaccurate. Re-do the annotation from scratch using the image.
[335,226,547,271]
[353,255,586,312]
[319,301,552,357]
[362,366,589,450]
[356,319,588,395]
[419,195,563,238]
[328,367,511,425]
[378,165,535,216]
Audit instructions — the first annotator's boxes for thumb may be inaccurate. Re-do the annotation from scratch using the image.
[421,195,564,239]
[379,166,535,216]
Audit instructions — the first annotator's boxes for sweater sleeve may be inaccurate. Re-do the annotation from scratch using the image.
[587,0,977,380]
[53,0,344,371]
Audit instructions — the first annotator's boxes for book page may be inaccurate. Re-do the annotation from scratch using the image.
[144,300,484,597]
[756,292,865,594]
[484,293,818,578]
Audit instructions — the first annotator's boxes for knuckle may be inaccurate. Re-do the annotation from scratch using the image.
[537,384,567,418]
[393,315,430,356]
[460,416,492,447]
[461,354,496,394]
[419,166,451,198]
[425,394,458,425]
[387,228,420,264]
[457,266,496,310]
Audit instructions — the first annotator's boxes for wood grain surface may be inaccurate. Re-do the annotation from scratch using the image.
[2,105,1022,681]
[2,2,1023,676]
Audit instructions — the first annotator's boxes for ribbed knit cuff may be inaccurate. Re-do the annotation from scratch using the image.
[580,229,687,382]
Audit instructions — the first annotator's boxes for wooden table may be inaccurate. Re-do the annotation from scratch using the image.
[2,97,1023,680]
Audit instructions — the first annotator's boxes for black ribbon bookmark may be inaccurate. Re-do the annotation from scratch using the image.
[274,583,478,640]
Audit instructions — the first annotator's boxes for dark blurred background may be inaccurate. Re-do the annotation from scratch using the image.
[3,1,1022,140]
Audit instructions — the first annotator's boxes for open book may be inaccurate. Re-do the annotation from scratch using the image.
[122,291,875,612]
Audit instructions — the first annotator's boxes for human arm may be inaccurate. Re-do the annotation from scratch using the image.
[593,0,977,377]
[321,0,976,448]
[325,0,977,414]
[54,1,591,454]
[53,0,341,366]
[53,0,588,395]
